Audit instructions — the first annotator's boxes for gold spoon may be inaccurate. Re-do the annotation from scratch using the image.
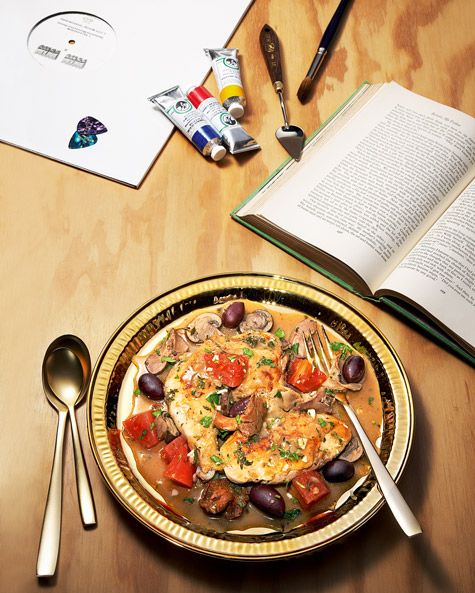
[37,335,96,577]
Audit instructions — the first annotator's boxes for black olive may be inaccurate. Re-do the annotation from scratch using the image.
[138,373,164,400]
[222,302,245,328]
[341,355,365,383]
[322,459,355,482]
[250,485,285,518]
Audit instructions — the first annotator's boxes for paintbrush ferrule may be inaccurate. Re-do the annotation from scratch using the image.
[307,47,328,80]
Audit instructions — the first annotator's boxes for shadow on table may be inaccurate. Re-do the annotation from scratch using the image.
[106,374,454,592]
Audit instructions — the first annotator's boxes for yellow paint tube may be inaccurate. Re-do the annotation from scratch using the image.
[204,48,246,119]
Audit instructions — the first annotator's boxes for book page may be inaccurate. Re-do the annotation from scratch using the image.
[257,82,475,293]
[379,180,475,347]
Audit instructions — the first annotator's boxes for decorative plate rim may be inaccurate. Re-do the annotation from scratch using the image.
[87,272,414,560]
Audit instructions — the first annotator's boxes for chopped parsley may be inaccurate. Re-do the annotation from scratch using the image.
[235,414,242,425]
[283,508,301,521]
[183,497,195,504]
[242,347,254,357]
[256,357,276,368]
[247,434,260,444]
[330,341,353,358]
[268,340,276,348]
[193,449,198,464]
[206,391,220,408]
[152,410,163,417]
[133,388,142,396]
[197,376,206,389]
[278,447,303,462]
[318,417,327,428]
[138,429,148,440]
[217,429,231,441]
[210,455,223,465]
[275,327,285,339]
[291,342,300,355]
[244,335,259,347]
[199,416,213,428]
[324,388,335,396]
[161,356,176,364]
[235,446,252,468]
[368,396,375,406]
[274,390,283,399]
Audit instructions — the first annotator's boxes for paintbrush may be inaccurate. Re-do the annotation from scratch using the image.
[297,0,352,103]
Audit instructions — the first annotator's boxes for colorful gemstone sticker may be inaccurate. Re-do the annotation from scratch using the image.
[68,116,107,149]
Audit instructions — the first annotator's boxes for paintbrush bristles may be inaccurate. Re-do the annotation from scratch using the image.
[297,76,313,103]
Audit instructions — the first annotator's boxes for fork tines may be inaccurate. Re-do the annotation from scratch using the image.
[303,324,333,374]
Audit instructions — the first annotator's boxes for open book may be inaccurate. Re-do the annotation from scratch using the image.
[232,82,475,364]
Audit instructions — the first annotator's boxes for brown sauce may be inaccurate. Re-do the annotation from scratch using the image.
[120,300,383,533]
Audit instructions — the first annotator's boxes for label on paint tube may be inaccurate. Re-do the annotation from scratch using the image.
[212,56,243,91]
[197,97,238,134]
[149,86,226,160]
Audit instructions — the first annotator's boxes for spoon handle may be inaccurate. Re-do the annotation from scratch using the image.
[37,409,67,577]
[343,403,422,537]
[69,407,96,526]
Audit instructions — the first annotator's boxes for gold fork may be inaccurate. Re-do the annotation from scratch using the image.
[304,327,422,537]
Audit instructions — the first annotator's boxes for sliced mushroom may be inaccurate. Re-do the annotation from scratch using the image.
[152,410,180,443]
[145,329,190,374]
[186,312,222,343]
[239,309,273,333]
[339,436,364,462]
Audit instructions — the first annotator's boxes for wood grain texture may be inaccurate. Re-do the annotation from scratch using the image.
[0,0,474,592]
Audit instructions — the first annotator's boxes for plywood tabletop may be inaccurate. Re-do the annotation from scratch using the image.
[0,1,474,592]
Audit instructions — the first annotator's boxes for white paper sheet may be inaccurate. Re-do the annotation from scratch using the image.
[0,1,253,186]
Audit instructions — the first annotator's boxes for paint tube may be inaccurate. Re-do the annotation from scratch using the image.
[204,48,246,119]
[186,86,259,155]
[148,86,226,161]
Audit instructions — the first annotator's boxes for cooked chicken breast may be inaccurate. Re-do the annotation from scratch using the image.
[220,410,351,484]
[165,330,281,476]
[165,329,351,483]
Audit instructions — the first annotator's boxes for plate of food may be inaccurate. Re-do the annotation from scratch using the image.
[88,273,413,559]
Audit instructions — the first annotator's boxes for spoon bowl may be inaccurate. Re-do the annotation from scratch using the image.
[43,335,91,408]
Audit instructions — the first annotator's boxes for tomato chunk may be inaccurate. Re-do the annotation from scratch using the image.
[164,454,195,488]
[161,435,195,488]
[287,358,327,392]
[291,470,330,508]
[204,352,248,388]
[160,435,189,463]
[122,410,159,449]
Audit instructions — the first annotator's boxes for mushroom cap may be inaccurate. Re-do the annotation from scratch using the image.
[186,312,223,343]
[339,437,364,462]
[239,309,273,333]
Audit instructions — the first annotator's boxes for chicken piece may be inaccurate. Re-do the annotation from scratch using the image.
[199,478,249,519]
[165,330,282,476]
[220,410,351,484]
[145,329,189,374]
[199,479,234,514]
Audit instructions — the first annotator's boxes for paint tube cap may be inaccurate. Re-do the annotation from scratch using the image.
[210,143,227,161]
[227,101,244,119]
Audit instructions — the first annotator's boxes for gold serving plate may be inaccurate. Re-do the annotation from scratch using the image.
[87,273,413,560]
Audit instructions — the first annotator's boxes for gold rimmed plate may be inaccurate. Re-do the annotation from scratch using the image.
[87,273,413,560]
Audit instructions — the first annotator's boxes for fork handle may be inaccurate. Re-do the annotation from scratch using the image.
[343,403,422,537]
[37,409,67,577]
[68,406,96,526]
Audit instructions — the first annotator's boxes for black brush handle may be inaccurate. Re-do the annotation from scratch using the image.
[260,24,283,88]
[320,0,352,50]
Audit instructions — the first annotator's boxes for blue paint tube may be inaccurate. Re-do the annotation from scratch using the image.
[187,85,260,155]
[148,86,226,161]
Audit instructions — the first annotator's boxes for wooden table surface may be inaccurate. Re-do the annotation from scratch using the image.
[1,1,474,592]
